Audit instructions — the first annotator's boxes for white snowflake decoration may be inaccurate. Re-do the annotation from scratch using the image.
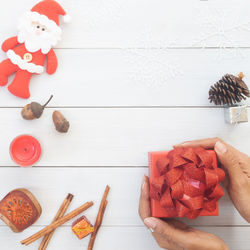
[124,28,183,88]
[193,5,250,61]
[125,49,182,88]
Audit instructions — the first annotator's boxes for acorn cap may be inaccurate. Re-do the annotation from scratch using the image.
[30,102,44,118]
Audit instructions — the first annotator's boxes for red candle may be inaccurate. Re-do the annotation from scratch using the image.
[10,135,41,167]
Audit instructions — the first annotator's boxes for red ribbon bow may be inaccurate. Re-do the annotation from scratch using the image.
[150,147,225,219]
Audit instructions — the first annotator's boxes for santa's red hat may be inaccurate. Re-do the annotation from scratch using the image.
[21,0,70,34]
[31,0,70,25]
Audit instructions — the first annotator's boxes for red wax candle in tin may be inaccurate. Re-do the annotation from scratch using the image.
[10,135,41,167]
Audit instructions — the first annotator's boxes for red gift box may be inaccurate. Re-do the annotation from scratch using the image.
[149,147,225,219]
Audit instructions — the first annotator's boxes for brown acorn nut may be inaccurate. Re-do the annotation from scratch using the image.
[52,111,70,133]
[21,95,53,120]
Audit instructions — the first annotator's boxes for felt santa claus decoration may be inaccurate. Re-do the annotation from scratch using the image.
[0,0,70,99]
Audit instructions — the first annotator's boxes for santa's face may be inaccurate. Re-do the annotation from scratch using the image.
[18,12,62,54]
[32,22,48,35]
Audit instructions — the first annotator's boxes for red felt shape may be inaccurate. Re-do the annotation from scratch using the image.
[0,0,66,100]
[47,49,58,75]
[0,38,58,98]
[149,147,225,219]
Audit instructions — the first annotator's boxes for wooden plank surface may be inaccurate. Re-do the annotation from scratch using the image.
[0,226,250,250]
[0,168,247,227]
[1,0,250,48]
[0,108,249,166]
[0,0,249,249]
[0,49,250,107]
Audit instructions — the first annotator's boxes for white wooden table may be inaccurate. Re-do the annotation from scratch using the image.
[0,0,250,249]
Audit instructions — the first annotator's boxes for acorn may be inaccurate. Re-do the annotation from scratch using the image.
[21,95,53,120]
[52,110,70,133]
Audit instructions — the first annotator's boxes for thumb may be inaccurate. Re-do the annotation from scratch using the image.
[214,141,244,181]
[144,217,187,245]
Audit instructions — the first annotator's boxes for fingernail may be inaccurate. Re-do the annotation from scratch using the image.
[215,141,227,154]
[144,217,157,231]
[141,175,146,191]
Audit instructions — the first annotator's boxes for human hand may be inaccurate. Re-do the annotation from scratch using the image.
[139,176,228,250]
[175,138,250,223]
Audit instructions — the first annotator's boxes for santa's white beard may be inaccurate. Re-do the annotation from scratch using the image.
[17,14,61,54]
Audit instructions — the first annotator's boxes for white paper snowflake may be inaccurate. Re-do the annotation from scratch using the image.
[124,28,183,88]
[124,49,183,88]
[193,5,250,61]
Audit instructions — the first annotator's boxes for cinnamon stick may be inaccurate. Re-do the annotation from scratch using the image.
[39,193,74,250]
[88,186,110,250]
[21,201,93,246]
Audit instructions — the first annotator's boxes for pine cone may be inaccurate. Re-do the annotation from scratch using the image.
[208,73,250,105]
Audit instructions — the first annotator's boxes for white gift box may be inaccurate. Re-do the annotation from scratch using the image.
[224,105,248,124]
